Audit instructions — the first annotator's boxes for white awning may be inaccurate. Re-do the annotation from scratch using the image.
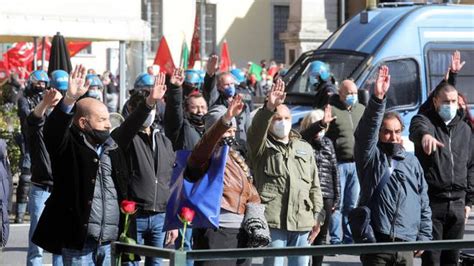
[0,13,150,42]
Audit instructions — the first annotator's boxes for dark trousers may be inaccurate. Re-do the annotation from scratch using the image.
[193,227,250,266]
[422,197,465,266]
[312,198,334,266]
[360,232,413,266]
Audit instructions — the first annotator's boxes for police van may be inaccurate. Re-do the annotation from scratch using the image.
[282,3,474,152]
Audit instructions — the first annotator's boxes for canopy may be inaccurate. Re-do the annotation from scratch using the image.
[0,13,150,42]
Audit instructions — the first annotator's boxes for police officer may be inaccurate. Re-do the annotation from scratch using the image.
[16,70,50,223]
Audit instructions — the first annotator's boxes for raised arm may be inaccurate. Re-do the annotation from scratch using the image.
[354,65,390,168]
[164,68,185,149]
[113,73,167,150]
[186,94,245,181]
[203,55,219,105]
[246,79,286,161]
[44,65,89,155]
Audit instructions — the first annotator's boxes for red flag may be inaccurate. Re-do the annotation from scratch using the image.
[153,36,175,75]
[219,40,231,72]
[188,13,201,68]
[67,41,92,57]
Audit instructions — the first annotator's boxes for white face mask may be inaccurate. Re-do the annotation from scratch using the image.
[271,120,292,139]
[143,109,156,128]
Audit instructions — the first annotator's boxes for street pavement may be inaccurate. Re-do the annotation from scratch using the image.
[3,212,474,265]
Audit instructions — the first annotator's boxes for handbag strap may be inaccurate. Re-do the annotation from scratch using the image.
[369,158,398,203]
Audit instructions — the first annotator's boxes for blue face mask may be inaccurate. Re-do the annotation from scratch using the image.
[438,104,457,122]
[223,85,236,98]
[345,94,358,107]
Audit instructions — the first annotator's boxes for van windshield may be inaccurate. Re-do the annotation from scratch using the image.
[284,51,367,95]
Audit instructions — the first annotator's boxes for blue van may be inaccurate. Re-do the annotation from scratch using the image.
[283,3,474,152]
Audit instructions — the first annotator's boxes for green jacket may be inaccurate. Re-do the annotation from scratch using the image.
[326,95,365,162]
[247,107,324,231]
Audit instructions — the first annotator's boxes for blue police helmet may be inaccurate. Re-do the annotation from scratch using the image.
[230,69,246,84]
[133,73,155,90]
[184,70,201,85]
[308,61,330,85]
[86,74,103,88]
[29,70,50,85]
[50,70,69,91]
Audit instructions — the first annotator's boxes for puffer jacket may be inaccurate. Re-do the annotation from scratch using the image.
[311,137,340,208]
[187,117,260,215]
[354,96,432,241]
[86,142,120,242]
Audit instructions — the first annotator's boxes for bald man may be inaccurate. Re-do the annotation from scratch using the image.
[247,80,324,266]
[322,79,365,245]
[32,65,132,265]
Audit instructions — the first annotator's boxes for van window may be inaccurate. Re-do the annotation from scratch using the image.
[427,49,474,104]
[361,59,420,110]
[286,52,366,94]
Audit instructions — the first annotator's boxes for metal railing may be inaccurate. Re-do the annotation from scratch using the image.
[111,239,474,266]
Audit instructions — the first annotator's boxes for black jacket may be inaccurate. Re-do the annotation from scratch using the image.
[164,84,204,151]
[301,127,340,207]
[112,102,175,213]
[26,113,53,186]
[409,108,474,206]
[32,102,130,254]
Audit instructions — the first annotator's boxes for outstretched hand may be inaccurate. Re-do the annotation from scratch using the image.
[421,134,444,155]
[206,55,219,76]
[65,64,89,104]
[170,68,185,87]
[266,78,286,111]
[42,89,62,108]
[224,94,244,122]
[374,65,390,100]
[445,50,466,80]
[146,72,167,107]
[322,104,336,126]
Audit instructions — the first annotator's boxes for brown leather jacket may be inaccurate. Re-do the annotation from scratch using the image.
[187,117,260,215]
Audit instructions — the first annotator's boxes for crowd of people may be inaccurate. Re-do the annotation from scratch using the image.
[0,50,472,266]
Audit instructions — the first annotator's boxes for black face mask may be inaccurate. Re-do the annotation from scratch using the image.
[31,85,45,95]
[379,142,404,157]
[84,121,110,145]
[220,136,237,147]
[188,113,204,126]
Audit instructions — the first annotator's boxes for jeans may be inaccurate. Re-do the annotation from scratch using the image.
[422,198,465,266]
[27,184,63,266]
[62,238,111,266]
[329,162,359,244]
[263,228,310,266]
[127,212,166,266]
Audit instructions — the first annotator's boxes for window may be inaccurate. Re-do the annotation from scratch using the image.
[427,47,474,104]
[76,46,92,55]
[273,5,289,63]
[142,0,163,53]
[196,1,217,56]
[361,58,420,110]
[287,52,366,94]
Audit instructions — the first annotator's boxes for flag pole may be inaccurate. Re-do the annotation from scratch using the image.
[33,37,38,70]
[199,0,206,69]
